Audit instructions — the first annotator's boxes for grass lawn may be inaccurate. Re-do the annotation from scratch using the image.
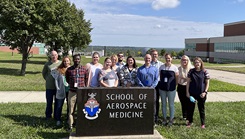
[0,52,245,139]
[0,102,244,139]
[0,52,245,91]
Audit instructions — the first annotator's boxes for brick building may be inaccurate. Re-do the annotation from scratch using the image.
[185,20,245,63]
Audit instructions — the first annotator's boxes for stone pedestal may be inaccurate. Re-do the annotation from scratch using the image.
[76,87,154,137]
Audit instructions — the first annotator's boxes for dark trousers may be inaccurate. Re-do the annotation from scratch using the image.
[65,91,69,120]
[187,96,206,125]
[45,89,65,121]
[177,84,189,119]
[154,82,160,121]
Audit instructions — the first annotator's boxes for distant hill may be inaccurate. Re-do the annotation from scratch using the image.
[81,45,183,56]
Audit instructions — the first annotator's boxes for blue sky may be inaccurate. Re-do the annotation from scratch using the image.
[69,0,245,48]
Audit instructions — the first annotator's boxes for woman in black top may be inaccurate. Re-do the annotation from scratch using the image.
[186,57,210,128]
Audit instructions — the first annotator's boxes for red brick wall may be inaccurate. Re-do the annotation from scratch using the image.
[209,43,214,52]
[224,22,245,36]
[196,43,208,51]
[0,46,39,54]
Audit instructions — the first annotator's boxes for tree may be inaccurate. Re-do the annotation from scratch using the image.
[160,48,166,56]
[126,50,131,57]
[177,49,185,58]
[137,51,142,57]
[0,0,92,76]
[170,51,177,58]
[146,48,154,54]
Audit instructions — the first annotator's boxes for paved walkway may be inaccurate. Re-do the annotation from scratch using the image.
[1,91,245,103]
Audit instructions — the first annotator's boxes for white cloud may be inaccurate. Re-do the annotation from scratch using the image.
[69,0,223,48]
[236,0,244,3]
[86,13,223,48]
[232,0,244,3]
[152,0,180,10]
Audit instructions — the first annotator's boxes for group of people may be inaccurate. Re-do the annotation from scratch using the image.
[42,49,210,131]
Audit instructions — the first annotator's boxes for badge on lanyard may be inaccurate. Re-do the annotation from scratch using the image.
[145,75,149,85]
[164,77,168,83]
[75,69,79,87]
[74,83,78,87]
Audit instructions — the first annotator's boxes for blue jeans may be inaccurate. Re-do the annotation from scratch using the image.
[45,89,65,121]
[159,89,176,120]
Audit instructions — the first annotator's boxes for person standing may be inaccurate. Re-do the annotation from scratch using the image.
[150,49,164,124]
[137,54,159,124]
[86,52,103,87]
[54,56,71,126]
[177,55,193,121]
[42,50,62,121]
[65,54,88,131]
[159,53,179,126]
[116,52,125,86]
[99,57,118,87]
[186,57,210,129]
[111,54,119,73]
[116,52,126,69]
[119,56,138,87]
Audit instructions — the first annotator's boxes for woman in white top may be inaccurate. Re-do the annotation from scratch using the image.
[99,57,118,87]
[177,55,193,120]
[86,52,103,87]
[158,53,179,126]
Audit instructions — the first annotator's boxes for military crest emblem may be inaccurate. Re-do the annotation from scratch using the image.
[83,93,101,120]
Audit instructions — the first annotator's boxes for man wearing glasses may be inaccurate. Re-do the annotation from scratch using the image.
[150,49,164,124]
[116,52,126,68]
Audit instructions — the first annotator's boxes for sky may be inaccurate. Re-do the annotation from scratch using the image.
[69,0,245,48]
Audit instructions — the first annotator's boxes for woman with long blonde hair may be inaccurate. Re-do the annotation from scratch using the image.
[177,55,193,120]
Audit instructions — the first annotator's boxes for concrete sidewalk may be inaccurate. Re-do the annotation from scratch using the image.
[1,91,245,103]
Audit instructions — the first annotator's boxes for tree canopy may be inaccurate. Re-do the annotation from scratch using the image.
[0,0,92,76]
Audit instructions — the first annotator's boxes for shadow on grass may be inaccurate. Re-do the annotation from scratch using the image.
[0,68,41,76]
[3,114,69,139]
[0,60,46,65]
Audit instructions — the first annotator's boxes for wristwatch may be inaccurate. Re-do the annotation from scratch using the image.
[204,91,208,94]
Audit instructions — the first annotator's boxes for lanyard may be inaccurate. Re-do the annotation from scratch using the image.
[145,66,150,80]
[76,68,79,83]
[164,64,171,71]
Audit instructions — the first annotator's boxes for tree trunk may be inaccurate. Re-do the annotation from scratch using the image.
[19,36,35,76]
[20,46,28,76]
[20,54,28,76]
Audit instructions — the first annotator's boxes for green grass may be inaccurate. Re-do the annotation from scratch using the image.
[0,102,244,139]
[0,103,69,139]
[156,102,245,139]
[0,51,245,91]
[209,79,245,92]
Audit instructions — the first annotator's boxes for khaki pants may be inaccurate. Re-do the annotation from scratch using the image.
[68,91,77,128]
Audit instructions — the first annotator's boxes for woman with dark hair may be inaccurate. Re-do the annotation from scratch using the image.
[186,57,210,128]
[99,57,118,87]
[119,56,138,87]
[158,53,179,126]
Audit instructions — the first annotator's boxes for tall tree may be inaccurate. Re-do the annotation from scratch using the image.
[160,48,166,56]
[0,0,92,76]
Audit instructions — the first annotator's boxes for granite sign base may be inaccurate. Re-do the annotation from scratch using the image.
[76,87,155,137]
[69,130,163,139]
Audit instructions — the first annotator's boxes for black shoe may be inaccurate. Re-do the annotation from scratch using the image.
[67,127,73,132]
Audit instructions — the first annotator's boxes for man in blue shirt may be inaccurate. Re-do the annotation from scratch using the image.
[137,54,159,125]
[137,54,159,88]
